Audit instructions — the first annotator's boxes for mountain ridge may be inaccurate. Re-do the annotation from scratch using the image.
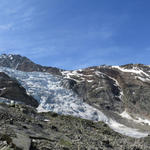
[0,54,63,75]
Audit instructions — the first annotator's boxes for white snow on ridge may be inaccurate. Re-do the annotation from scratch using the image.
[0,67,148,138]
[112,66,150,77]
[62,70,95,83]
[135,76,150,82]
[62,70,85,82]
[120,110,150,126]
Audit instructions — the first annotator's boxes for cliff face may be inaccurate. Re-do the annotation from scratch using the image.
[0,72,38,107]
[62,64,150,130]
[62,64,150,112]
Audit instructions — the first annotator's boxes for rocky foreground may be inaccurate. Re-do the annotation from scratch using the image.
[0,102,150,150]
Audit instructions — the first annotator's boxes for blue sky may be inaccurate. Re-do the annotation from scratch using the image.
[0,0,150,69]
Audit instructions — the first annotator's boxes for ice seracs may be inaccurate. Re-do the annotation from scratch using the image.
[0,67,108,123]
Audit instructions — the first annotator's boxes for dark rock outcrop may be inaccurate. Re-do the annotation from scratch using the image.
[0,72,38,107]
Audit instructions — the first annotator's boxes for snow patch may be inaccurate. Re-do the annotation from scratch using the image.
[120,110,133,120]
[44,119,50,122]
[112,66,150,77]
[62,70,94,83]
[0,54,7,59]
[120,110,150,126]
[8,54,13,60]
[136,117,150,126]
[62,70,84,82]
[87,79,93,83]
[0,87,6,90]
[109,119,148,138]
[135,76,150,82]
[106,75,124,100]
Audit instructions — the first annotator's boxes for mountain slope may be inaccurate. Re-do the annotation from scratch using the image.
[0,103,150,150]
[0,54,150,139]
[62,64,150,129]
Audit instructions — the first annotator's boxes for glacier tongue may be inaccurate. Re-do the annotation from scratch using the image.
[0,67,108,122]
[0,67,148,138]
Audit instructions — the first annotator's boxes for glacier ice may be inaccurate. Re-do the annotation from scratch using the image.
[0,67,108,122]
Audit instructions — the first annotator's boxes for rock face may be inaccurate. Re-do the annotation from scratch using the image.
[0,72,38,107]
[62,64,150,126]
[62,68,123,112]
[0,54,62,75]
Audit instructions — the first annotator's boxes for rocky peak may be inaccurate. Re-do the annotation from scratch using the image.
[0,54,27,69]
[0,54,62,75]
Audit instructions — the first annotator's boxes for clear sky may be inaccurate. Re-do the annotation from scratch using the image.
[0,0,150,69]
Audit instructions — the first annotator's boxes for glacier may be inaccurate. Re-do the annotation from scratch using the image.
[0,67,148,138]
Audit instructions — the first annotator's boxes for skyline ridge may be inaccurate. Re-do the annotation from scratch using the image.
[0,53,149,70]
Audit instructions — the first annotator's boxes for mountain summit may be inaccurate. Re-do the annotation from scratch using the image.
[0,54,62,75]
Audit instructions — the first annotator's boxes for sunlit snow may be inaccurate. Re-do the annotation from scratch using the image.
[120,110,150,126]
[112,66,150,77]
[109,119,148,138]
